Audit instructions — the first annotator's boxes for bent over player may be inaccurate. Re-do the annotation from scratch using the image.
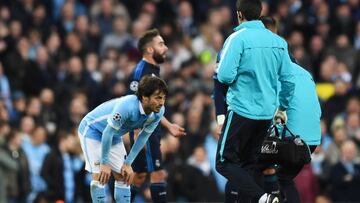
[127,29,186,203]
[78,76,168,203]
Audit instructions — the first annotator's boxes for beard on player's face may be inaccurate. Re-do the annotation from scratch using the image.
[152,49,166,64]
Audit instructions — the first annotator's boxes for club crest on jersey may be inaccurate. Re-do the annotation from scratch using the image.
[113,113,121,121]
[130,81,139,92]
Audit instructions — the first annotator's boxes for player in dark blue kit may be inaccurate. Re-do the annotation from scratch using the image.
[127,29,186,203]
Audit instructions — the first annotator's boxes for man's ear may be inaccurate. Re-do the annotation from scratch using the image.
[146,46,154,54]
[237,11,243,21]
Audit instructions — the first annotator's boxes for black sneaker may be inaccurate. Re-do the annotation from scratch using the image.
[266,194,280,203]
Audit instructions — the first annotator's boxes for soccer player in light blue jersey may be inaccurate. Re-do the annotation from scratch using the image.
[78,76,168,203]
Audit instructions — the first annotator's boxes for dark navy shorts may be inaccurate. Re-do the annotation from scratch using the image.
[129,125,163,173]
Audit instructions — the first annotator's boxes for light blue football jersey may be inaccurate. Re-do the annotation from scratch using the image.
[78,95,164,144]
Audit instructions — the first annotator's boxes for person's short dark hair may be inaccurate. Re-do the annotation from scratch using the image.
[136,75,168,100]
[137,29,160,55]
[259,16,277,29]
[236,0,262,21]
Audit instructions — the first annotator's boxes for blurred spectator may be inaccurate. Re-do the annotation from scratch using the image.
[8,0,35,31]
[322,78,351,128]
[21,126,50,202]
[39,88,57,139]
[56,56,97,108]
[30,4,51,40]
[0,129,18,203]
[52,0,86,21]
[23,46,57,96]
[41,132,83,203]
[74,15,90,50]
[19,115,35,138]
[168,40,192,71]
[5,20,23,53]
[177,1,197,37]
[0,62,12,112]
[45,32,62,64]
[90,0,130,36]
[27,29,42,60]
[62,32,87,59]
[26,96,43,125]
[325,34,357,74]
[3,37,31,91]
[100,15,132,55]
[4,130,31,203]
[93,58,118,104]
[84,52,101,82]
[324,126,348,166]
[332,3,356,39]
[183,145,222,202]
[56,1,77,38]
[308,35,325,81]
[58,93,88,132]
[328,140,360,202]
[345,112,360,139]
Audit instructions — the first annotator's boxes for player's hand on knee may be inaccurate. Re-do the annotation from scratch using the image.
[169,123,186,137]
[121,164,134,186]
[99,164,111,185]
[273,109,287,124]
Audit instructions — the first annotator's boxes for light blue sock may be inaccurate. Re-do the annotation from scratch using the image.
[114,181,131,203]
[90,180,106,203]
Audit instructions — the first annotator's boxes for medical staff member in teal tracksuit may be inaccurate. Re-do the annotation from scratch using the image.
[273,62,321,203]
[215,0,295,202]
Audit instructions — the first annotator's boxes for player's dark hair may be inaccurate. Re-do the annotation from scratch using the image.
[136,75,168,100]
[236,0,262,21]
[138,29,160,55]
[259,16,277,29]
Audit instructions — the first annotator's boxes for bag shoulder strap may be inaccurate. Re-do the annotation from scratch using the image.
[282,124,298,138]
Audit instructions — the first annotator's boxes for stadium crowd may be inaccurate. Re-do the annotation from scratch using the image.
[0,0,360,202]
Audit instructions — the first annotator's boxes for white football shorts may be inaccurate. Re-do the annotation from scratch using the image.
[78,132,126,174]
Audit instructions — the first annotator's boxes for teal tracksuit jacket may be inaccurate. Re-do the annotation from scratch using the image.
[285,63,321,145]
[217,21,295,120]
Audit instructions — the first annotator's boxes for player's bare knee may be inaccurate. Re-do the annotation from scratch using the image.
[150,169,167,183]
[133,172,147,187]
[263,168,276,175]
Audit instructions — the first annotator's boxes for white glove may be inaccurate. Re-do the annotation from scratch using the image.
[273,109,287,124]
